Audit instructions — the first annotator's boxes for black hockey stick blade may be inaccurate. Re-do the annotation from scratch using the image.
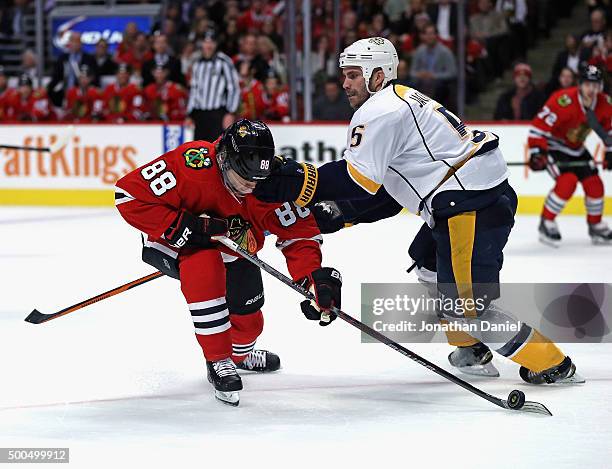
[25,271,164,324]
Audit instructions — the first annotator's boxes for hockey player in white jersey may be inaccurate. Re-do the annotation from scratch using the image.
[255,37,584,385]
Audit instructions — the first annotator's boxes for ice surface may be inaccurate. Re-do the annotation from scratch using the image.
[0,207,610,468]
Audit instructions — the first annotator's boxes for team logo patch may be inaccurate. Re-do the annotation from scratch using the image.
[237,125,250,138]
[227,214,258,254]
[368,37,385,45]
[183,147,212,170]
[557,94,572,107]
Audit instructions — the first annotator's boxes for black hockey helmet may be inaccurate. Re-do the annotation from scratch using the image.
[218,119,275,182]
[579,65,603,84]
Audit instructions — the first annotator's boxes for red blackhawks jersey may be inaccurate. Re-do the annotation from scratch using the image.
[528,86,612,157]
[115,140,323,281]
[102,82,144,122]
[6,88,55,121]
[65,85,104,122]
[239,79,266,120]
[0,87,17,120]
[143,82,187,121]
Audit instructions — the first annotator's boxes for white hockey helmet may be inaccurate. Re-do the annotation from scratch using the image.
[339,37,399,94]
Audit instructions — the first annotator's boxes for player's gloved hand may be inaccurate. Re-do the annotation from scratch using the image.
[253,156,318,206]
[605,152,612,171]
[312,201,346,234]
[164,211,228,249]
[528,149,548,171]
[299,267,342,326]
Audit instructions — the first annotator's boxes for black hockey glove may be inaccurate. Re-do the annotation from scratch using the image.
[299,267,342,326]
[528,149,548,171]
[253,156,319,206]
[164,211,228,249]
[312,201,346,234]
[605,152,612,171]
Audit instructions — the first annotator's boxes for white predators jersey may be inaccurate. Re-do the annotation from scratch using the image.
[343,84,509,226]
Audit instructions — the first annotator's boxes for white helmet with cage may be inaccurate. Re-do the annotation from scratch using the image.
[339,37,399,94]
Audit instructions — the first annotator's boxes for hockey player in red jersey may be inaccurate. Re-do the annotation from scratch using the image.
[64,65,104,122]
[7,74,55,122]
[528,65,612,245]
[102,64,144,123]
[263,73,289,121]
[143,62,187,121]
[0,66,17,121]
[115,119,342,406]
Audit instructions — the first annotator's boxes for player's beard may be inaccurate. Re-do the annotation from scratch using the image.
[347,87,370,110]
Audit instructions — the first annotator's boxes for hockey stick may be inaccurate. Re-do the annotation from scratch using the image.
[24,271,163,324]
[1,125,75,153]
[506,161,604,167]
[212,235,552,416]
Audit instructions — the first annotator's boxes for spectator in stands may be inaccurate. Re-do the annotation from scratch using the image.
[237,60,265,120]
[397,58,410,84]
[384,0,408,26]
[187,31,239,141]
[7,0,28,38]
[48,31,97,107]
[312,35,336,88]
[102,64,144,123]
[64,64,103,123]
[493,62,545,120]
[410,24,457,104]
[115,22,139,64]
[180,41,198,82]
[341,10,359,47]
[545,66,576,98]
[10,74,55,122]
[263,72,289,121]
[257,35,285,83]
[261,18,283,51]
[237,0,273,33]
[496,0,528,61]
[144,62,187,121]
[161,18,185,57]
[93,39,118,78]
[391,0,429,37]
[234,33,269,81]
[580,8,607,52]
[427,0,459,48]
[550,34,590,79]
[470,0,510,79]
[588,30,612,87]
[0,66,17,121]
[117,32,153,78]
[369,13,390,38]
[20,49,39,88]
[313,77,353,121]
[142,33,184,87]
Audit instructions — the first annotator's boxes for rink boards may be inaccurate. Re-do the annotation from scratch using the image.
[0,122,610,214]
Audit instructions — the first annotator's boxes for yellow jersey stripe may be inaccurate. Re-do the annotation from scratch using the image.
[346,161,381,195]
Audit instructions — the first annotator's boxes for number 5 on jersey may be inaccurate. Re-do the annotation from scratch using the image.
[141,160,177,196]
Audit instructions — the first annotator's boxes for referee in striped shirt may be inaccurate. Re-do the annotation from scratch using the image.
[187,31,240,142]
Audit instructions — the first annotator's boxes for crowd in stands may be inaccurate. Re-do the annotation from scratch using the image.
[494,2,611,120]
[0,0,610,124]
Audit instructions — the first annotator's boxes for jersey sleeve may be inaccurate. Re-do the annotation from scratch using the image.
[343,111,403,195]
[260,201,323,281]
[528,92,563,152]
[114,145,189,240]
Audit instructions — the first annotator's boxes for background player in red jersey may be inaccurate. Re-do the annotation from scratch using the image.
[102,64,144,123]
[114,119,341,406]
[143,62,187,121]
[64,64,104,122]
[0,66,17,121]
[7,74,55,122]
[528,65,612,245]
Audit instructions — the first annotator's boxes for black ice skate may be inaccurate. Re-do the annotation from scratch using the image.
[588,222,612,245]
[520,356,585,384]
[538,218,561,247]
[236,350,281,372]
[206,358,243,406]
[448,342,500,377]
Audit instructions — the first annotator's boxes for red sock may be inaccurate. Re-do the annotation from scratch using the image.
[230,311,264,363]
[581,175,604,225]
[542,173,578,221]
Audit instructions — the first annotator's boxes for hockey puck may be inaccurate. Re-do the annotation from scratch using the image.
[507,390,526,410]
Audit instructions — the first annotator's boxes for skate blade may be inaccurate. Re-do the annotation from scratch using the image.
[554,371,586,384]
[539,234,560,248]
[590,237,612,245]
[214,390,240,406]
[456,362,500,378]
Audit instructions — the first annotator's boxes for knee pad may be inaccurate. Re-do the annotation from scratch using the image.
[225,258,264,314]
[554,172,579,199]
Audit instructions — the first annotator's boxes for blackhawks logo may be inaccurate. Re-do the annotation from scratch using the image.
[557,94,572,107]
[227,214,258,254]
[183,147,212,170]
